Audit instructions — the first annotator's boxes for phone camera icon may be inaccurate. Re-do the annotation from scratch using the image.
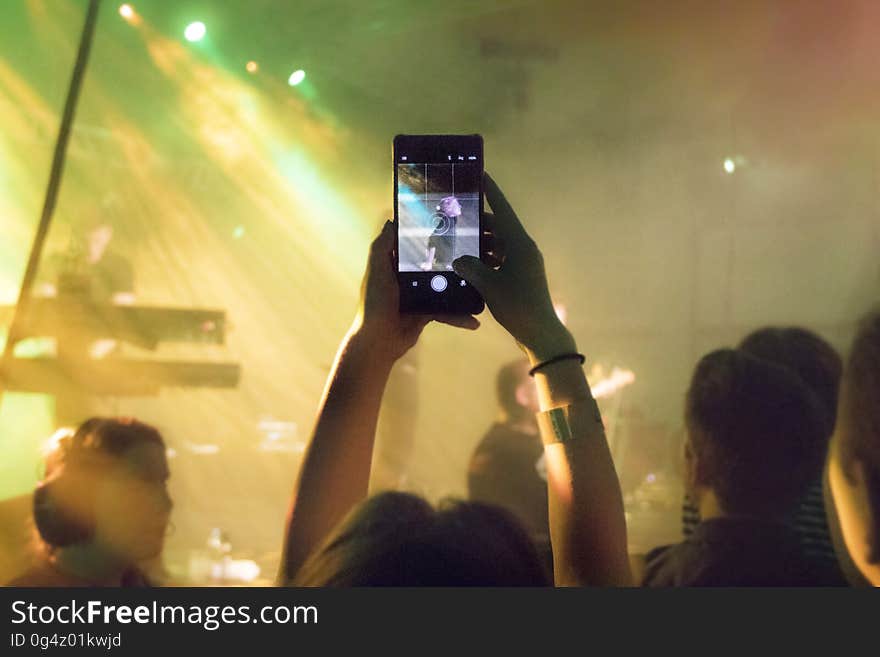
[430,275,448,292]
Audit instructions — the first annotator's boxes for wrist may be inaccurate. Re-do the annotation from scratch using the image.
[520,321,578,366]
[346,321,399,370]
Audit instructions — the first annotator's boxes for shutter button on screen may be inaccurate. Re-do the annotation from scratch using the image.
[430,275,448,292]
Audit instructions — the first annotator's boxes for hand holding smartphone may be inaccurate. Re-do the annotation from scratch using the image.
[394,134,485,315]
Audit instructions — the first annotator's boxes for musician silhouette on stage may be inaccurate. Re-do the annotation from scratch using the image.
[40,197,135,307]
[422,195,460,271]
[34,196,136,424]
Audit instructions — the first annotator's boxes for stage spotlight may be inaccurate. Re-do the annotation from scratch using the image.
[246,61,259,74]
[184,21,206,42]
[119,4,134,20]
[288,69,306,86]
[723,157,736,174]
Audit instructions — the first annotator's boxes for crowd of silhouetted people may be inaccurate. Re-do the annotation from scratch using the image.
[4,173,879,587]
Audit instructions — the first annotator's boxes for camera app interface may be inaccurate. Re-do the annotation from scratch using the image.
[397,161,480,272]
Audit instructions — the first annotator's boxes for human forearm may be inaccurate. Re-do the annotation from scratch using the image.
[543,408,632,586]
[452,172,631,586]
[520,319,590,409]
[278,325,395,582]
[524,320,632,586]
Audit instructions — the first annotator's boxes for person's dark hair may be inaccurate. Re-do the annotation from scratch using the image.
[686,349,827,517]
[293,491,550,586]
[739,327,842,436]
[496,360,530,421]
[33,417,167,548]
[838,311,880,543]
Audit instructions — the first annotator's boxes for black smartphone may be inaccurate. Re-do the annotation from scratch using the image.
[393,134,485,315]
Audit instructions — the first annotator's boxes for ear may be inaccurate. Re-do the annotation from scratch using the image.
[684,435,711,490]
[514,383,529,408]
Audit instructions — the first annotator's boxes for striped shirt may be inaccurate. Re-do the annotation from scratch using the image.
[681,478,842,572]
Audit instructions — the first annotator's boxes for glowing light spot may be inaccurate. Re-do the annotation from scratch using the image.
[723,158,736,174]
[288,69,306,86]
[233,226,245,239]
[246,61,259,74]
[184,21,206,42]
[119,4,134,19]
[590,367,636,399]
[553,302,568,326]
[42,427,75,459]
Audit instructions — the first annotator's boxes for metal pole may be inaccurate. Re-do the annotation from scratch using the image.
[0,0,102,408]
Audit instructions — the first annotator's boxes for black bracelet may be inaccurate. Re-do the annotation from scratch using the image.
[528,352,586,377]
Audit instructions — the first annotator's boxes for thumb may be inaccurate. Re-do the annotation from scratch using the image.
[453,256,496,298]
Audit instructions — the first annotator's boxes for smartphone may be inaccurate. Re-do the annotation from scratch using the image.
[393,134,485,315]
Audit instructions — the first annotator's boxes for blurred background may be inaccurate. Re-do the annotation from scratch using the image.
[1,0,878,583]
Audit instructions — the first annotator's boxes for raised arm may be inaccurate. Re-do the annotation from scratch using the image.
[453,174,631,586]
[278,222,478,583]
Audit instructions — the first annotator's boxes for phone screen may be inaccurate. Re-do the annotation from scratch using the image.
[394,134,484,314]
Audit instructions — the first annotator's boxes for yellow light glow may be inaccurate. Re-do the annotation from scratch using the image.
[42,427,74,459]
[0,16,366,511]
[119,5,141,25]
[590,368,636,399]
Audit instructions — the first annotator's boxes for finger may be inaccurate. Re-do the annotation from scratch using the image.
[484,172,528,242]
[484,250,504,269]
[452,255,497,298]
[368,220,395,267]
[481,213,506,266]
[482,211,497,250]
[432,314,480,330]
[482,213,496,246]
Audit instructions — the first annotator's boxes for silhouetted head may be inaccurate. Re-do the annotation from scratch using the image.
[33,418,172,563]
[496,360,538,422]
[293,491,550,586]
[739,326,842,436]
[684,349,827,518]
[827,310,880,585]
